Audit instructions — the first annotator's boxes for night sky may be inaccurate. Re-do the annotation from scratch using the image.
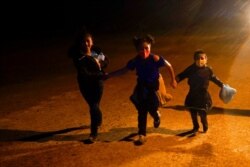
[1,0,248,40]
[0,0,249,85]
[2,1,130,39]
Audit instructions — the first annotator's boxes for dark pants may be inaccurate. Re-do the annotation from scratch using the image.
[78,78,103,136]
[189,109,208,132]
[137,104,160,136]
[131,80,160,136]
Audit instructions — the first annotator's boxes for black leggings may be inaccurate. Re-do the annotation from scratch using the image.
[189,109,208,131]
[78,79,103,136]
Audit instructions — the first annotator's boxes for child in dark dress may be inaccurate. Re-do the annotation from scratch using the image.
[176,50,225,134]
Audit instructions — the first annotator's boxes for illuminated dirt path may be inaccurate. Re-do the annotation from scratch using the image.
[0,32,249,167]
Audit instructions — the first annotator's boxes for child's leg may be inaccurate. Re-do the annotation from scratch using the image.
[79,80,103,139]
[147,92,160,121]
[190,109,199,131]
[147,86,160,128]
[138,108,148,136]
[89,103,102,137]
[199,110,208,132]
[148,96,160,128]
[148,109,160,128]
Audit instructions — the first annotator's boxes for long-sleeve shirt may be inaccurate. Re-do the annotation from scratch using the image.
[68,46,109,81]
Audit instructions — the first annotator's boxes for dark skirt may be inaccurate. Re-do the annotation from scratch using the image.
[185,90,212,111]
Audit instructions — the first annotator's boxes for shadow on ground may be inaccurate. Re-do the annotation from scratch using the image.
[0,126,88,142]
[165,105,250,117]
[0,126,190,144]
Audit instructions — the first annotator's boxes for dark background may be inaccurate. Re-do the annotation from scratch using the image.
[1,0,248,39]
[0,0,249,85]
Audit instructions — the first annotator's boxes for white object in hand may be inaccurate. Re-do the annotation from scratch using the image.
[219,84,237,104]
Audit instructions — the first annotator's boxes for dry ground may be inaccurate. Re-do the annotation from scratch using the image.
[0,29,250,167]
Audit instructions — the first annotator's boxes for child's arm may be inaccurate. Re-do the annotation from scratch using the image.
[209,68,237,103]
[175,64,193,83]
[210,74,224,88]
[108,67,130,78]
[100,54,109,69]
[107,56,136,79]
[208,67,224,88]
[164,59,177,89]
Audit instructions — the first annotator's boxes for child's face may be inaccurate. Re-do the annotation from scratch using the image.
[82,36,93,51]
[195,54,207,67]
[138,42,151,59]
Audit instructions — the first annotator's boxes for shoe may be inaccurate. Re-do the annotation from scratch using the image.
[203,127,208,133]
[153,110,161,128]
[134,135,146,145]
[97,121,102,128]
[154,119,160,128]
[191,128,198,133]
[84,135,97,144]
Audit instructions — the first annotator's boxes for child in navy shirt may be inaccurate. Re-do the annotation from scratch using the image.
[109,34,177,144]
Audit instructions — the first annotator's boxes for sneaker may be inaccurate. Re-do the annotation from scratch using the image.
[154,110,161,128]
[203,126,208,133]
[192,128,199,132]
[134,135,146,145]
[97,121,102,128]
[191,128,198,135]
[84,135,97,144]
[154,119,160,128]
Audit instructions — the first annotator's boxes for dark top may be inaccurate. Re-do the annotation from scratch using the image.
[68,46,109,82]
[177,63,224,111]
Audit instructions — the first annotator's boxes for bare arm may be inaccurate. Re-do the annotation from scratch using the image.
[108,67,130,78]
[164,60,177,89]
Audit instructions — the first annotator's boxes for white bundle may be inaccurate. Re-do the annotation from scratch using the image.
[219,84,237,104]
[91,51,105,61]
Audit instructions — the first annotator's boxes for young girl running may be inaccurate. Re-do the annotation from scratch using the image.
[176,50,236,135]
[68,31,109,143]
[108,34,177,145]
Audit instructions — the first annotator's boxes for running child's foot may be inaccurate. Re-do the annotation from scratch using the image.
[154,119,160,128]
[154,110,161,128]
[203,126,208,133]
[84,135,98,144]
[134,135,146,145]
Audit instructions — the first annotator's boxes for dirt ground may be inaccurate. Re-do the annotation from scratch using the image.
[0,28,250,167]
